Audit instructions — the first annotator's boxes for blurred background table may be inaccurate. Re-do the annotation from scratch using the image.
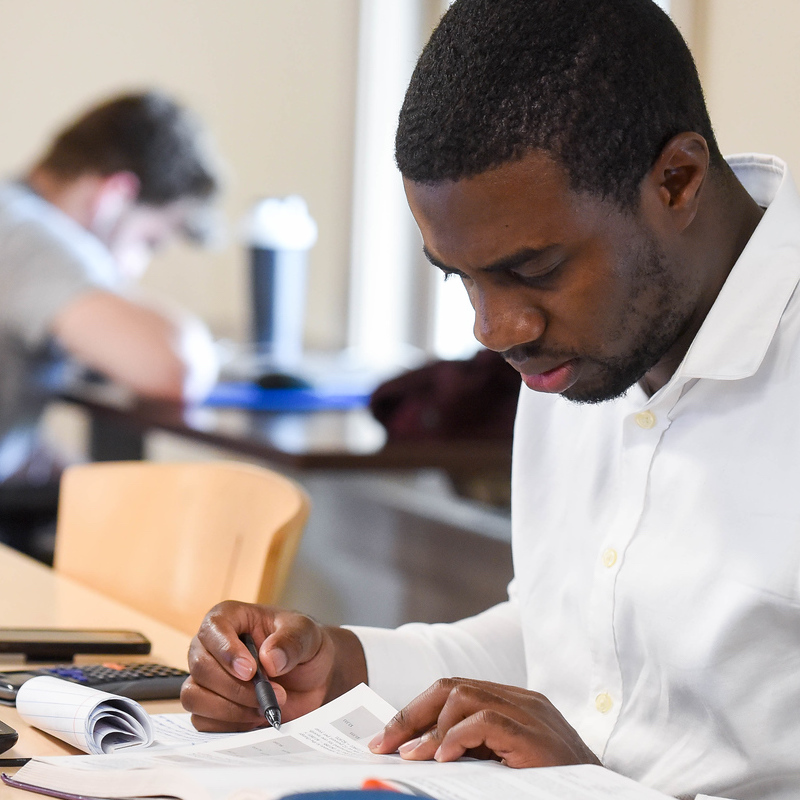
[60,381,513,485]
[54,380,514,632]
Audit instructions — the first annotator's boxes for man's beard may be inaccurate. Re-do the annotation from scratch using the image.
[500,227,694,405]
[562,308,688,404]
[565,231,695,404]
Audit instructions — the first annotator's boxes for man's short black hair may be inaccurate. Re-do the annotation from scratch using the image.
[395,0,723,208]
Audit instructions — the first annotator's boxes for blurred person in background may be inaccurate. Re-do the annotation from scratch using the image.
[0,91,223,561]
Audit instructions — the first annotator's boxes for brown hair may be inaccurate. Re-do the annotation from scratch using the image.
[37,91,220,207]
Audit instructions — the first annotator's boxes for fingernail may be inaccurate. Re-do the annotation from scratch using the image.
[270,648,288,674]
[398,736,422,754]
[367,731,384,750]
[233,657,252,680]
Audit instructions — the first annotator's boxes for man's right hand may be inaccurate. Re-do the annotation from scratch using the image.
[181,600,367,731]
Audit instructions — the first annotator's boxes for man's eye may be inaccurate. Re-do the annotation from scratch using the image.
[513,260,562,283]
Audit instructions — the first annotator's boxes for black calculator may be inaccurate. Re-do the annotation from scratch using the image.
[0,662,189,704]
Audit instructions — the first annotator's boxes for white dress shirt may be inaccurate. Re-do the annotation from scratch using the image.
[352,154,800,800]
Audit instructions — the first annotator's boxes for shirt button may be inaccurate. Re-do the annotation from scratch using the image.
[635,410,656,429]
[595,693,614,714]
[602,548,617,568]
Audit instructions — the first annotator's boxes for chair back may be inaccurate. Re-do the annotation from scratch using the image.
[54,461,309,635]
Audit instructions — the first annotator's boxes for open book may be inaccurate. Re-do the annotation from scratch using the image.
[6,681,673,800]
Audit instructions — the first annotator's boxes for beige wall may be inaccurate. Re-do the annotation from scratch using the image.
[676,0,800,174]
[1,1,797,352]
[0,0,359,347]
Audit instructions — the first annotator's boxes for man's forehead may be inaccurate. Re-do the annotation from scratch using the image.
[404,148,568,203]
[403,150,595,240]
[402,150,603,265]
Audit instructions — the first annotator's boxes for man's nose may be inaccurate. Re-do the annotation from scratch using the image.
[472,288,545,353]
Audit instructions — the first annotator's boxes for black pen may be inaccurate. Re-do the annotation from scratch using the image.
[239,633,282,730]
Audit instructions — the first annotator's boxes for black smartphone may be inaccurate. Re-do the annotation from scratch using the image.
[0,628,151,661]
[0,719,18,753]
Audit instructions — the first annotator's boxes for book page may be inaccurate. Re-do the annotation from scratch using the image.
[32,682,399,770]
[9,684,673,800]
[8,760,674,800]
[149,714,239,750]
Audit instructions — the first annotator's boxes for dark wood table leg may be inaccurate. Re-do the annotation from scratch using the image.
[88,416,146,461]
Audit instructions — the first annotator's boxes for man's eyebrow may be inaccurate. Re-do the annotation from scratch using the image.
[422,245,557,273]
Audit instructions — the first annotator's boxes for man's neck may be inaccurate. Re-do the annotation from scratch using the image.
[639,166,766,397]
[26,167,100,229]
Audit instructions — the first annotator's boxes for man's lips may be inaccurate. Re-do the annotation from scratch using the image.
[519,359,581,394]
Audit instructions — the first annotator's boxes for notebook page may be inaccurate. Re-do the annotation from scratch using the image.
[15,675,153,754]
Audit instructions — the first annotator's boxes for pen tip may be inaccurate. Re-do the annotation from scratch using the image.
[266,708,282,730]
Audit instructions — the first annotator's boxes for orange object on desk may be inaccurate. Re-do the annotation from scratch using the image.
[361,778,409,793]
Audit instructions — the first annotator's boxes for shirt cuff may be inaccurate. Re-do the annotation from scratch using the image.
[344,624,450,710]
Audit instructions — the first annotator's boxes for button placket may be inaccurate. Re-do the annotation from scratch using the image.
[635,410,656,429]
[595,693,614,714]
[601,548,618,568]
[583,401,670,754]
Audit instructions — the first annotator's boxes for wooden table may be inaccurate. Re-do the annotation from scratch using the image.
[60,382,513,483]
[0,544,190,795]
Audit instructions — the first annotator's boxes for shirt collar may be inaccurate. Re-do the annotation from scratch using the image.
[675,153,800,382]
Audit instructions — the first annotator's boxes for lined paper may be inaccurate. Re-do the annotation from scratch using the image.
[16,675,153,754]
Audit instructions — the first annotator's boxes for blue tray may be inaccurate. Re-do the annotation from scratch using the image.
[203,381,371,412]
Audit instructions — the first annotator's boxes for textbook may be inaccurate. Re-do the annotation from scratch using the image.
[5,683,673,800]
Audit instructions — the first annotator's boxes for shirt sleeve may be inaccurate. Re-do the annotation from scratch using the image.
[344,585,526,709]
[0,206,118,348]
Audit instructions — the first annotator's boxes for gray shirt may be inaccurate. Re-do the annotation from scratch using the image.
[0,181,119,481]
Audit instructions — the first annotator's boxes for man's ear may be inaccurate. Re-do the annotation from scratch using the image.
[100,171,141,202]
[89,171,141,237]
[640,132,709,234]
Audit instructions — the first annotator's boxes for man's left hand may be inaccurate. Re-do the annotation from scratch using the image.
[368,677,601,768]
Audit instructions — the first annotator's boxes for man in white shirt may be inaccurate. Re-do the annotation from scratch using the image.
[181,1,800,798]
[0,92,221,558]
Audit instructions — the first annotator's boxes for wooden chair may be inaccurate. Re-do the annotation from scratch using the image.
[53,460,310,636]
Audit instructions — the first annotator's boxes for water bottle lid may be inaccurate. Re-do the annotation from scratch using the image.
[243,195,318,250]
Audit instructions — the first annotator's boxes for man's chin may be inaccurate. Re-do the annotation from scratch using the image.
[563,386,631,405]
[559,371,640,405]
